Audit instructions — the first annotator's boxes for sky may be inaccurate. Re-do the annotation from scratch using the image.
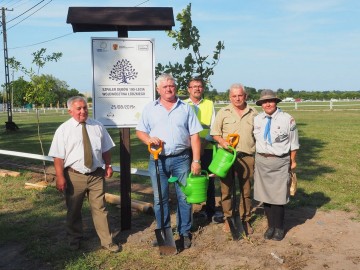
[1,0,360,94]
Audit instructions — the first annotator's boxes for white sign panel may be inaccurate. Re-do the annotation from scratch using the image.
[91,38,155,128]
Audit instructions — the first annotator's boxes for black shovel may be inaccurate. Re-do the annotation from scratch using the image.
[148,142,177,255]
[226,134,245,240]
[227,167,245,240]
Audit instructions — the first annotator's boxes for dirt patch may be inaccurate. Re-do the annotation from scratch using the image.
[109,181,360,270]
[119,205,360,270]
[3,171,360,270]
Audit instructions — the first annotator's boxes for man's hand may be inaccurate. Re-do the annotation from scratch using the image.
[105,166,113,178]
[56,176,67,192]
[191,161,201,175]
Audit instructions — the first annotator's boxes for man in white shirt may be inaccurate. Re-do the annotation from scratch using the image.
[48,96,119,252]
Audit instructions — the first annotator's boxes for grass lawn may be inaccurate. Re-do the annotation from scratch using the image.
[0,107,359,269]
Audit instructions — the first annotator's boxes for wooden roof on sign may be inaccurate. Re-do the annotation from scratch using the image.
[66,7,175,32]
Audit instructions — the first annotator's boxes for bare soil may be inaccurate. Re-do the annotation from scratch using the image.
[113,182,360,270]
[1,172,360,270]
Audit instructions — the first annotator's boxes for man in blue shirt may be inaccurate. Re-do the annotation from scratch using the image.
[136,73,202,249]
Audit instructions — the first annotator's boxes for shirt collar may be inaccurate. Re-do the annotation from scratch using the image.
[70,117,90,127]
[262,108,280,119]
[154,97,183,106]
[187,97,203,106]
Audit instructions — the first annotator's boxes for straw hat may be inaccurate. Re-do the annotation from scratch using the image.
[255,89,282,106]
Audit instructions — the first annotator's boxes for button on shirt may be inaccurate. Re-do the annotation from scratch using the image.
[48,117,115,174]
[210,104,257,154]
[136,98,203,156]
[253,108,300,156]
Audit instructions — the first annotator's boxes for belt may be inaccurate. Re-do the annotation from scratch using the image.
[159,149,189,158]
[237,152,253,158]
[66,167,102,175]
[258,153,289,158]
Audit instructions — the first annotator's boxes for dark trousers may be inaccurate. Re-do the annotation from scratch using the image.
[201,149,216,218]
[264,203,285,229]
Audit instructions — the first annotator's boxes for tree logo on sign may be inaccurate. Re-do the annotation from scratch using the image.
[109,59,138,84]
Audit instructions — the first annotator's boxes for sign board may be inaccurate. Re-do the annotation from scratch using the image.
[91,37,155,128]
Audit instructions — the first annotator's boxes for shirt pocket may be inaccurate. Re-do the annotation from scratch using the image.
[224,117,236,124]
[273,129,289,143]
[223,117,237,135]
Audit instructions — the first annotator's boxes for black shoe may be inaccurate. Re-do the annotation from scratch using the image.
[181,235,192,249]
[212,215,225,224]
[272,228,285,241]
[264,227,275,240]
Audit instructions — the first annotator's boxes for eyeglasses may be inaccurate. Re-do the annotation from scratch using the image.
[189,85,203,89]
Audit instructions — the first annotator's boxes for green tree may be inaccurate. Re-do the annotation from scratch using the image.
[8,48,62,107]
[10,77,31,107]
[155,3,225,92]
[245,86,257,101]
[8,48,62,182]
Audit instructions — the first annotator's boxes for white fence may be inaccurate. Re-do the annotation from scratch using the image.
[215,100,360,111]
[0,149,150,177]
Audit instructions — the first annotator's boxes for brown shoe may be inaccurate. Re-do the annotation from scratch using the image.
[222,219,230,233]
[243,221,254,235]
[102,243,120,253]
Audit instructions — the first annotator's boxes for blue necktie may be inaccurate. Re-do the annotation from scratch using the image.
[264,116,272,145]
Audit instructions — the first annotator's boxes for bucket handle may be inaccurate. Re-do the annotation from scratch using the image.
[226,133,240,148]
[189,170,209,179]
[212,143,217,159]
[227,146,237,164]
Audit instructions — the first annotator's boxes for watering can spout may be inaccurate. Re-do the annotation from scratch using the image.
[182,185,191,196]
[168,176,191,195]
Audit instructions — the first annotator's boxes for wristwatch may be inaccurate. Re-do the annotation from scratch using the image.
[192,160,201,164]
[105,164,112,168]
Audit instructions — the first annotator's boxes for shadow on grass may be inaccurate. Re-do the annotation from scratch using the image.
[296,123,336,182]
[285,190,331,232]
[0,184,154,270]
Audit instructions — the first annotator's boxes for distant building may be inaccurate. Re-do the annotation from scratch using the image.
[283,97,295,102]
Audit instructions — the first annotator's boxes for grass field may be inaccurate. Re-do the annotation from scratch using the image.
[0,106,359,269]
[0,107,359,213]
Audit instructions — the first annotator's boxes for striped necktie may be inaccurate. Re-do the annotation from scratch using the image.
[81,122,93,168]
[264,116,272,145]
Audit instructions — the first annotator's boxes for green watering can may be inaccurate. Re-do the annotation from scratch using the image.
[208,134,239,178]
[168,170,209,204]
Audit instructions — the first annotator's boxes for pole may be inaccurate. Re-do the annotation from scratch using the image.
[118,29,132,231]
[1,7,17,130]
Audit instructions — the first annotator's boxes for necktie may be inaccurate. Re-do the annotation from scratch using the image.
[81,122,93,168]
[264,116,272,145]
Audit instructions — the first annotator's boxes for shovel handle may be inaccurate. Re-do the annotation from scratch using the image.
[148,141,163,160]
[227,133,240,148]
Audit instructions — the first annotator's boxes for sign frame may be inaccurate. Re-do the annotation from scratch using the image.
[91,37,155,128]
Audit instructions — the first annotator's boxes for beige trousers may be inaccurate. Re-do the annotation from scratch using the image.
[64,168,113,246]
[220,155,254,222]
